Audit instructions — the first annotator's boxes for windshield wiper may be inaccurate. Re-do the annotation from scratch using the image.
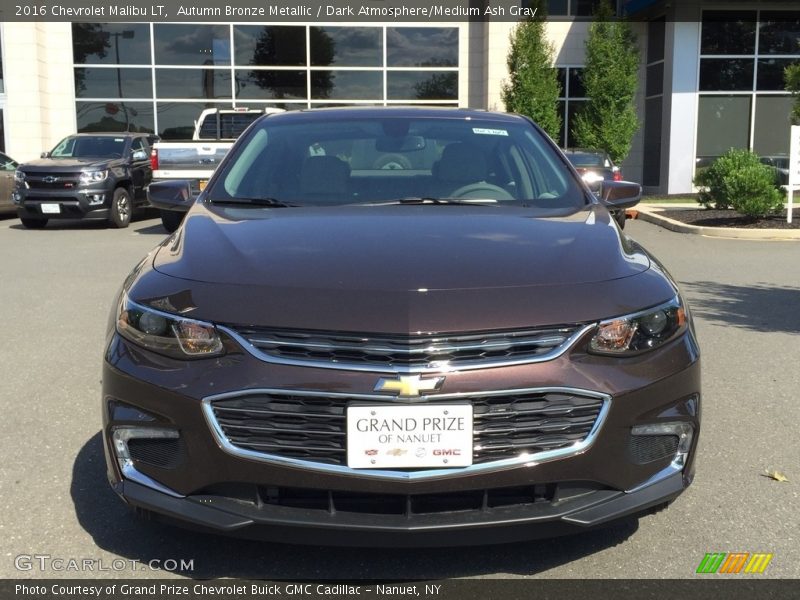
[208,197,296,208]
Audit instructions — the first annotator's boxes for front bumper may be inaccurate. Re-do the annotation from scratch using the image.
[15,187,111,220]
[102,330,700,546]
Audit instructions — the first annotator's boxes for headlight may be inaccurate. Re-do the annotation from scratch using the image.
[14,169,26,184]
[116,295,224,359]
[588,296,687,355]
[79,170,108,184]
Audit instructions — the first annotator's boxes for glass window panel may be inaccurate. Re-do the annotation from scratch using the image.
[311,71,382,100]
[74,68,152,99]
[310,27,381,67]
[546,0,568,16]
[235,70,306,100]
[646,62,664,97]
[233,25,306,66]
[574,0,595,17]
[696,95,751,157]
[154,25,230,66]
[156,102,228,140]
[566,100,586,148]
[568,68,585,97]
[387,72,457,100]
[699,59,754,91]
[387,28,458,67]
[643,97,663,187]
[757,58,796,91]
[647,18,666,64]
[235,102,307,111]
[72,23,151,65]
[701,11,757,55]
[557,68,566,97]
[156,69,232,99]
[558,100,566,147]
[753,95,794,156]
[0,111,5,152]
[758,12,800,55]
[76,101,155,133]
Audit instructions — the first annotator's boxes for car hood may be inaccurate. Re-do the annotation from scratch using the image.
[154,204,648,289]
[21,158,118,171]
[136,204,670,332]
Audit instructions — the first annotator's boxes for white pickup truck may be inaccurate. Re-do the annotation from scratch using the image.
[150,107,283,231]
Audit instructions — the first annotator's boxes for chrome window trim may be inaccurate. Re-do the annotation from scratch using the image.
[217,323,596,374]
[202,386,611,481]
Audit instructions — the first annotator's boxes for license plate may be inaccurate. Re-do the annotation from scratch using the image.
[198,180,208,191]
[40,203,60,214]
[347,404,473,469]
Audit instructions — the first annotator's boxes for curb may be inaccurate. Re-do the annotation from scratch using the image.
[632,207,800,241]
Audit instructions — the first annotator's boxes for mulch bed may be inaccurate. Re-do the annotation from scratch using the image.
[661,208,800,230]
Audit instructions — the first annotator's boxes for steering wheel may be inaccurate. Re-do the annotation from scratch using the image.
[450,182,515,201]
[373,154,413,170]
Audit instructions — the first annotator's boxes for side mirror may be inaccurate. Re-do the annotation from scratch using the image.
[147,180,193,212]
[40,151,51,158]
[132,150,148,161]
[601,180,641,210]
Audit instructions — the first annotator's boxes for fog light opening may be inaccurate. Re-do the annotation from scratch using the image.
[111,426,179,471]
[631,422,694,469]
[88,194,105,206]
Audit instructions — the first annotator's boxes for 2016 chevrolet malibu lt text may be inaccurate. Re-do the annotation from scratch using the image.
[102,108,700,546]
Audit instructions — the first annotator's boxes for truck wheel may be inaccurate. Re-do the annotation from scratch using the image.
[160,210,184,233]
[20,217,48,229]
[109,188,132,229]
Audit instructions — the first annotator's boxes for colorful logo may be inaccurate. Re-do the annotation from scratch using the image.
[696,552,773,574]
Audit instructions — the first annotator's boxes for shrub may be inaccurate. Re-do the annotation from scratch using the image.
[694,149,785,217]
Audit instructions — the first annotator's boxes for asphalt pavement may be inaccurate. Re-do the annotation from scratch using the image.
[0,213,797,579]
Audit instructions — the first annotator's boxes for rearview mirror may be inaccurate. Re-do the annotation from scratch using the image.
[40,151,50,158]
[147,180,193,212]
[601,181,641,210]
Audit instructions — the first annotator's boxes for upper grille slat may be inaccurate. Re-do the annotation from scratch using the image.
[228,325,588,372]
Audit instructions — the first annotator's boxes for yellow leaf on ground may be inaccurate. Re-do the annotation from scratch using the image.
[763,470,789,482]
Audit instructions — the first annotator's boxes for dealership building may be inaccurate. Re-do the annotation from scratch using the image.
[0,1,797,194]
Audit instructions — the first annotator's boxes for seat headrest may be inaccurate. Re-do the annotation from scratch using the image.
[434,143,488,183]
[299,156,351,195]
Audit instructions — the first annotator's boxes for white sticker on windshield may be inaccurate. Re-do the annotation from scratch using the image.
[114,138,124,142]
[472,128,508,136]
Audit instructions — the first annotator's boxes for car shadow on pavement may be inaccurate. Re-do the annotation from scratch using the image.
[72,433,639,579]
[682,281,800,333]
[8,213,162,232]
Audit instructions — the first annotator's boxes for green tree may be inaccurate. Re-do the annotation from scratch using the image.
[501,0,561,140]
[785,62,800,125]
[572,0,639,163]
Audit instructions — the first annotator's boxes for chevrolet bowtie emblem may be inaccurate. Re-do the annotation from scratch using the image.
[374,375,445,397]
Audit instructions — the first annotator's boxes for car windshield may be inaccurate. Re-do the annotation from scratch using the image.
[565,152,608,168]
[51,136,126,158]
[207,114,586,211]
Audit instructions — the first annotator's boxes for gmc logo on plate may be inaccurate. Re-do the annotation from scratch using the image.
[433,449,462,456]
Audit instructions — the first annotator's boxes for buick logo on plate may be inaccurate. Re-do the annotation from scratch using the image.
[42,176,59,183]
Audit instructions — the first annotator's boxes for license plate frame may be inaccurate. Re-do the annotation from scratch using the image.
[346,404,473,469]
[40,203,60,214]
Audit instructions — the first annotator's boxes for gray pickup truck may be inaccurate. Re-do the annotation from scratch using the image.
[14,133,157,229]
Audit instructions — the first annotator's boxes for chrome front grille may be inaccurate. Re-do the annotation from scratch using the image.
[205,388,608,476]
[225,325,591,373]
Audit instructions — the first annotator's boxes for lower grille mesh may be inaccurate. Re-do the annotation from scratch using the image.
[209,390,605,467]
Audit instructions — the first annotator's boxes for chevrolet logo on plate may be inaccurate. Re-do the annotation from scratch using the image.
[374,375,445,397]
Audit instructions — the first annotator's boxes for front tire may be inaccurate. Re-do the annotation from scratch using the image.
[20,217,48,229]
[109,188,132,229]
[160,210,184,233]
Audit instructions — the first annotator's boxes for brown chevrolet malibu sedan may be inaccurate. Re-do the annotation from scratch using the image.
[103,107,700,546]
